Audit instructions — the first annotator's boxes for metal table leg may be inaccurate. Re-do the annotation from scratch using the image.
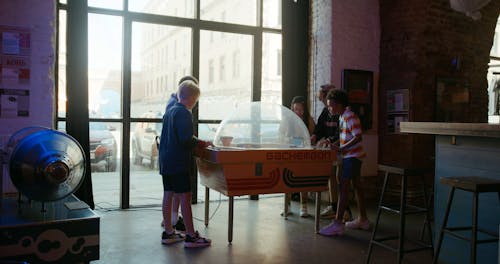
[204,186,209,227]
[284,193,289,219]
[315,192,321,233]
[228,196,234,243]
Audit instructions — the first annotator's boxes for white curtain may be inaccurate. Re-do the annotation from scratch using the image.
[449,0,491,20]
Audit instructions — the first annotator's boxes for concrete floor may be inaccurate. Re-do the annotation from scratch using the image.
[93,195,434,264]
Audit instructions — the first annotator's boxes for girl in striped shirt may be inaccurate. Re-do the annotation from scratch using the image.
[319,89,370,236]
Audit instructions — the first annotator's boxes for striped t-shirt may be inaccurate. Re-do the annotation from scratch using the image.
[339,108,365,159]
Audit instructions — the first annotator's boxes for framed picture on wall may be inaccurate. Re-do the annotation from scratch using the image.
[386,89,409,134]
[342,69,373,130]
[436,78,469,122]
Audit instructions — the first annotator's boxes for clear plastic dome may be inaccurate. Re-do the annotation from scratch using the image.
[213,101,312,149]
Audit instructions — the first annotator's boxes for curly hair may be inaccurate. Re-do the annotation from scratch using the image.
[326,89,348,106]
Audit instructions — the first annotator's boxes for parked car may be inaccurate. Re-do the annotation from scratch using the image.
[89,123,117,172]
[131,112,162,169]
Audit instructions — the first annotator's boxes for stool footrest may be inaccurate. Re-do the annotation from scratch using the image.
[444,227,500,243]
[371,240,399,252]
[373,235,399,242]
[371,237,433,254]
[380,204,428,215]
[445,226,499,237]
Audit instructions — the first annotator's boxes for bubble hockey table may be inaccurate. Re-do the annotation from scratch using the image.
[196,146,336,243]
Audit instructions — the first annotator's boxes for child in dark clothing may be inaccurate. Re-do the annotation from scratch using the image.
[160,75,199,232]
[158,80,212,247]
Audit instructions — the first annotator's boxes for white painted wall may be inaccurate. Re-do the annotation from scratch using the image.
[310,0,380,176]
[332,0,380,177]
[0,1,55,193]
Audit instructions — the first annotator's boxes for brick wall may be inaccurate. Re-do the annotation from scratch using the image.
[379,0,500,167]
[310,0,500,200]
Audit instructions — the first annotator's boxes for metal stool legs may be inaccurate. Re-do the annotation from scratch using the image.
[432,186,455,264]
[397,173,407,263]
[367,170,433,264]
[366,171,389,263]
[433,187,480,264]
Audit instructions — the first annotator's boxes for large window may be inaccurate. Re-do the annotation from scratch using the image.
[488,15,500,123]
[199,31,253,121]
[58,0,283,208]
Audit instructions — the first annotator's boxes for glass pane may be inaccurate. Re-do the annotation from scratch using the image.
[89,122,122,208]
[261,32,282,105]
[128,0,195,18]
[88,14,123,118]
[200,0,257,26]
[130,121,163,206]
[58,10,67,118]
[490,17,500,57]
[88,0,123,10]
[198,123,219,141]
[199,30,253,120]
[56,121,66,132]
[59,0,67,4]
[131,22,192,118]
[212,102,310,148]
[263,0,281,29]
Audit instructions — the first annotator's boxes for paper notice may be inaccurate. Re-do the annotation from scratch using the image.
[2,32,20,55]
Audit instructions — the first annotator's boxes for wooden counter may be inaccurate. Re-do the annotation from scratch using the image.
[400,122,500,138]
[400,122,500,264]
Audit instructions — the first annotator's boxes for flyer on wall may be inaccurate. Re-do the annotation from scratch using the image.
[0,25,31,118]
[0,88,29,118]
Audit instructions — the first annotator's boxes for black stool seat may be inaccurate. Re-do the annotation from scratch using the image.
[433,176,500,264]
[366,164,434,264]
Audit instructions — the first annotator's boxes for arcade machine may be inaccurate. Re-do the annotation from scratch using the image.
[0,127,99,263]
[196,102,337,243]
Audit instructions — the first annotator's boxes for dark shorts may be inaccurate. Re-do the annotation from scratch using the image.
[162,172,191,193]
[341,157,362,180]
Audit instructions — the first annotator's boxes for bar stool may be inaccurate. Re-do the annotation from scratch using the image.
[433,176,500,264]
[366,164,434,264]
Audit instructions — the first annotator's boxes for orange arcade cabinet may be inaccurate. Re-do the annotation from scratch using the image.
[196,102,337,243]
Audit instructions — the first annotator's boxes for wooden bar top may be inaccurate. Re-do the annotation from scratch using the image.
[400,122,500,138]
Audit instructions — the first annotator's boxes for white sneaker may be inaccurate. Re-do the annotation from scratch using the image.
[319,221,344,236]
[345,218,370,230]
[320,205,336,219]
[161,231,185,245]
[300,207,310,218]
[184,231,211,248]
[280,210,292,216]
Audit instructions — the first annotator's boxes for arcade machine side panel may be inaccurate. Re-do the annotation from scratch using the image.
[0,196,100,263]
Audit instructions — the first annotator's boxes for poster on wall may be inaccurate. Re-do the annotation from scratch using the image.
[386,89,409,113]
[386,89,409,134]
[0,25,31,118]
[0,88,29,117]
[0,25,31,84]
[1,56,30,84]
